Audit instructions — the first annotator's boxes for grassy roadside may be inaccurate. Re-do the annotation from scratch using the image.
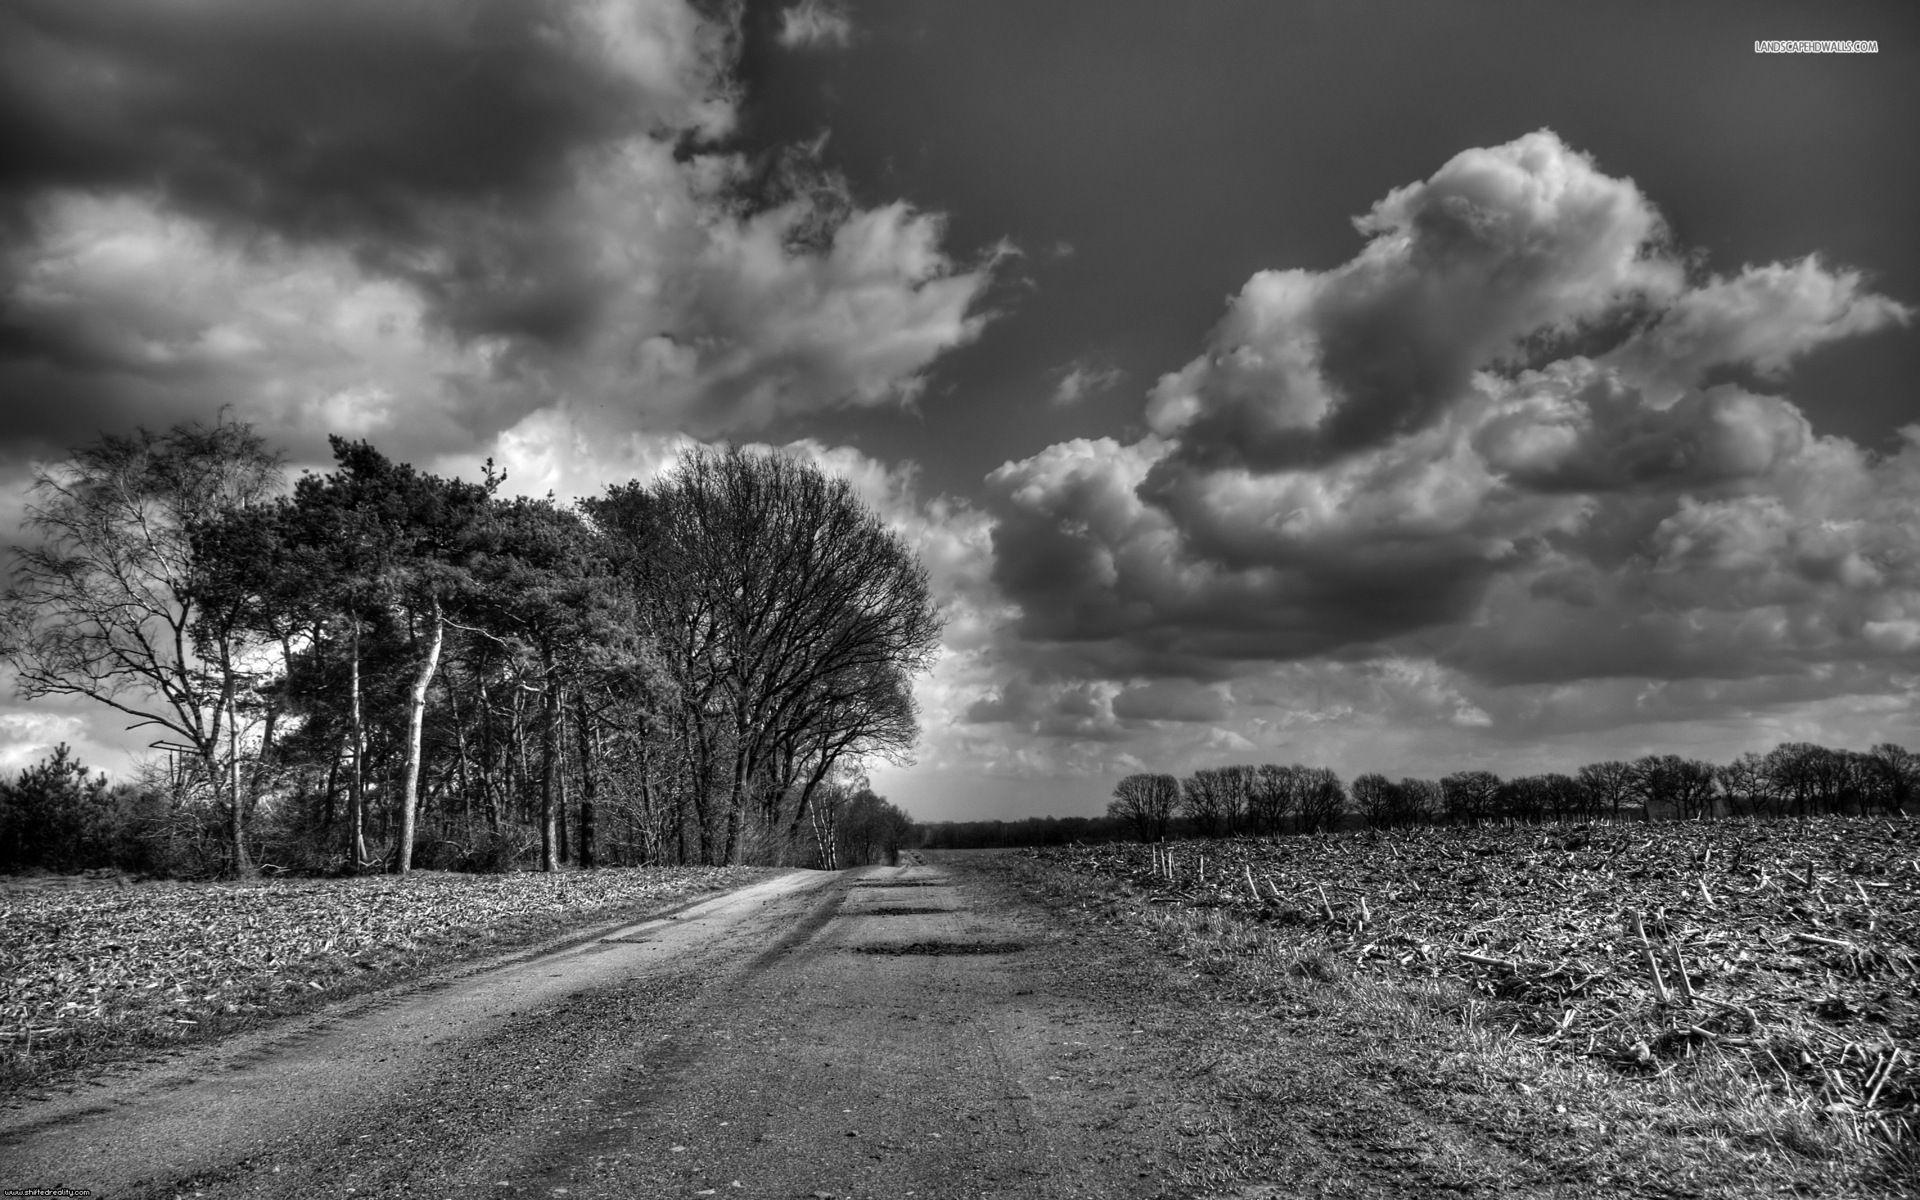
[1,865,773,1097]
[996,850,1916,1199]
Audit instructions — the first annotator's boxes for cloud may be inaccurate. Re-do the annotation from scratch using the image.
[0,708,88,774]
[775,0,853,50]
[1144,130,1684,472]
[0,0,737,242]
[1049,358,1125,407]
[1603,256,1911,398]
[986,419,1545,667]
[1110,679,1231,723]
[1472,363,1814,495]
[985,129,1915,759]
[580,196,993,434]
[1448,425,1920,687]
[0,191,522,464]
[963,677,1126,742]
[0,0,995,464]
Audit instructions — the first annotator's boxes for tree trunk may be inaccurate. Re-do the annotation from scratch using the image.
[477,674,499,830]
[556,718,570,866]
[395,601,445,874]
[637,733,657,865]
[539,652,558,872]
[448,673,473,839]
[509,687,529,826]
[574,689,599,870]
[722,722,750,866]
[321,732,341,829]
[686,715,715,865]
[224,663,256,878]
[809,796,837,871]
[348,618,369,870]
[786,750,836,861]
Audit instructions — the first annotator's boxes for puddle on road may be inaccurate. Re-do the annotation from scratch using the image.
[851,941,1026,956]
[855,906,952,917]
[851,879,944,889]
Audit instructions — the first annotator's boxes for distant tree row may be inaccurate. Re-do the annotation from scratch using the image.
[919,814,1131,850]
[1,418,938,876]
[1109,742,1916,841]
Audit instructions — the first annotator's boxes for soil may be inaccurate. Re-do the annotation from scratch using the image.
[0,855,1193,1199]
[12,850,1833,1199]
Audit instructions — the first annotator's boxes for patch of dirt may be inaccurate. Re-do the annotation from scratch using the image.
[851,939,1027,956]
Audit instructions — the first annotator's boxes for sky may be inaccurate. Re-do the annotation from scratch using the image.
[1,0,1916,821]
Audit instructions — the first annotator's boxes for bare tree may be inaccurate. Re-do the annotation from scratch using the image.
[1108,773,1178,841]
[1538,774,1586,823]
[838,787,915,866]
[1351,772,1399,829]
[1631,754,1718,820]
[1245,764,1293,834]
[1865,744,1916,815]
[1765,742,1854,817]
[1397,777,1443,824]
[1212,766,1252,835]
[1179,770,1226,836]
[774,661,919,859]
[1,418,281,876]
[1498,776,1549,825]
[1577,760,1636,821]
[1441,770,1501,826]
[588,448,940,865]
[1292,766,1346,833]
[1716,751,1774,817]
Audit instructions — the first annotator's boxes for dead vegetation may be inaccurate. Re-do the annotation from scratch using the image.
[1027,814,1920,1196]
[1,865,757,1090]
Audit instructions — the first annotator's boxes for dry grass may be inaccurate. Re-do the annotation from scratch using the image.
[1009,844,1917,1198]
[0,865,765,1094]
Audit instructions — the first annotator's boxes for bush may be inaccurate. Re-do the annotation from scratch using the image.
[251,805,349,875]
[454,824,539,873]
[104,776,217,877]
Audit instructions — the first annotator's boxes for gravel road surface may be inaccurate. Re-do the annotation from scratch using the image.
[1,858,1183,1199]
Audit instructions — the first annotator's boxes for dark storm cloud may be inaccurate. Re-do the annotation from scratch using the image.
[0,0,993,466]
[0,0,728,216]
[0,190,527,464]
[962,676,1126,742]
[983,435,1501,670]
[1110,679,1228,724]
[0,0,733,343]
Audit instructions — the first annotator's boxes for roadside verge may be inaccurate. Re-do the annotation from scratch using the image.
[1,865,780,1097]
[989,849,1911,1199]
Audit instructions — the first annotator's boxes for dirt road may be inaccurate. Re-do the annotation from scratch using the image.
[0,858,1183,1199]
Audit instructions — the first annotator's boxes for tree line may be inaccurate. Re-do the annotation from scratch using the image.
[1106,742,1917,842]
[1,418,933,876]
